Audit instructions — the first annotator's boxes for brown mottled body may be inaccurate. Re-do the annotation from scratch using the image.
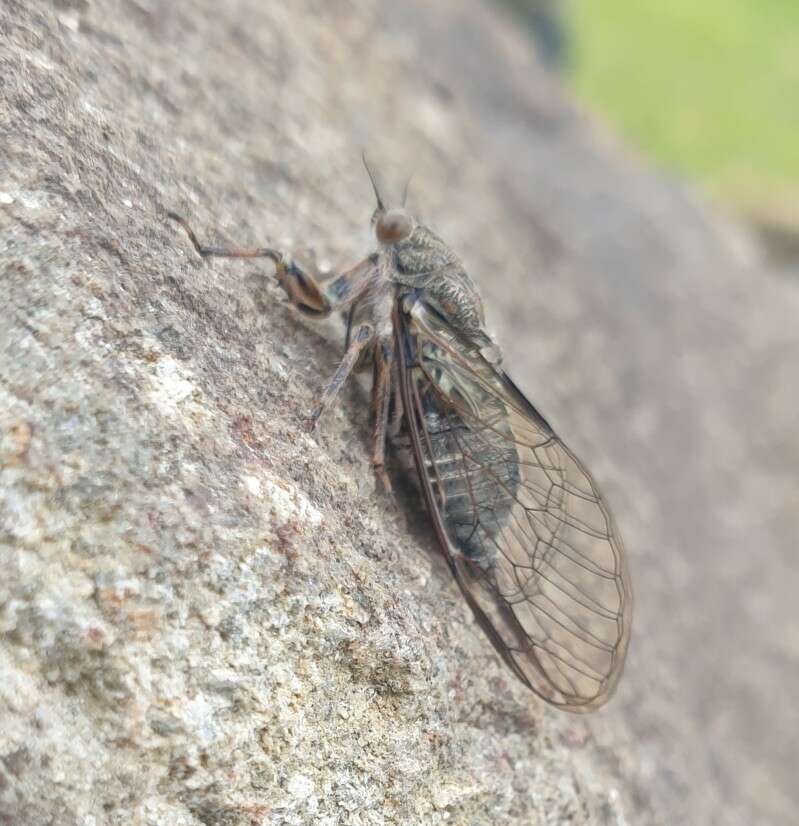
[169,160,632,712]
[169,191,493,490]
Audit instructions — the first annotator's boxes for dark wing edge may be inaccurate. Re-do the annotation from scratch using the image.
[393,299,632,712]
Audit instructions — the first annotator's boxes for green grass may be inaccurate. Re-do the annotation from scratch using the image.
[568,0,799,220]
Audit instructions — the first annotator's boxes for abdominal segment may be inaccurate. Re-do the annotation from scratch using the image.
[418,377,520,566]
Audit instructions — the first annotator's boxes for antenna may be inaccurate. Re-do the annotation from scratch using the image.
[362,152,385,211]
[401,174,413,207]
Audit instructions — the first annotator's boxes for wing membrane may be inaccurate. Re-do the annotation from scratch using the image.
[395,300,632,711]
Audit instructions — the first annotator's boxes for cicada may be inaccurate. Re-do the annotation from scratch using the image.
[169,159,632,711]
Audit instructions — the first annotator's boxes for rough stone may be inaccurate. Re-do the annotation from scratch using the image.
[2,1,797,824]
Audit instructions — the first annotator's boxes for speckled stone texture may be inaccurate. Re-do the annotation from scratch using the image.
[1,1,797,824]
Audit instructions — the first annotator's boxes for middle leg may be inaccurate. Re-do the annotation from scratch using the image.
[371,336,395,492]
[308,323,375,430]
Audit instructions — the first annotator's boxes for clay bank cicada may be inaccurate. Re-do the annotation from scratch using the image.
[169,159,632,712]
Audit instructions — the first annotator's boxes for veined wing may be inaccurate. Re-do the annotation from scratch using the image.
[394,298,632,711]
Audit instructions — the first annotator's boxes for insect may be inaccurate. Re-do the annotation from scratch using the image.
[168,158,632,711]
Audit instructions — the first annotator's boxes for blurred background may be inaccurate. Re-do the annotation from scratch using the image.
[498,0,799,267]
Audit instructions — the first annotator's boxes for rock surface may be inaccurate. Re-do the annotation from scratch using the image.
[2,1,797,824]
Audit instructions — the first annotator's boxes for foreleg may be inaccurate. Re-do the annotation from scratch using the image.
[168,212,375,317]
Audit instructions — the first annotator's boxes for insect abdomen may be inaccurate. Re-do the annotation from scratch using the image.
[422,393,520,565]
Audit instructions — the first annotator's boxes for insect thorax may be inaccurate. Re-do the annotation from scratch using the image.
[391,226,487,348]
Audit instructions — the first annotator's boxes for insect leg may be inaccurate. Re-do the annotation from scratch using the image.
[388,357,404,438]
[167,211,282,262]
[371,337,395,492]
[308,323,375,430]
[169,212,376,318]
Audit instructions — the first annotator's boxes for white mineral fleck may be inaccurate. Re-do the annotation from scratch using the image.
[287,773,315,800]
[241,474,262,497]
[263,476,322,527]
[148,356,198,415]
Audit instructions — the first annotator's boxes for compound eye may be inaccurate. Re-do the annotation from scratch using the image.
[376,210,412,244]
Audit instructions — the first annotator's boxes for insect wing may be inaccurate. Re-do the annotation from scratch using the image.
[395,300,632,711]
